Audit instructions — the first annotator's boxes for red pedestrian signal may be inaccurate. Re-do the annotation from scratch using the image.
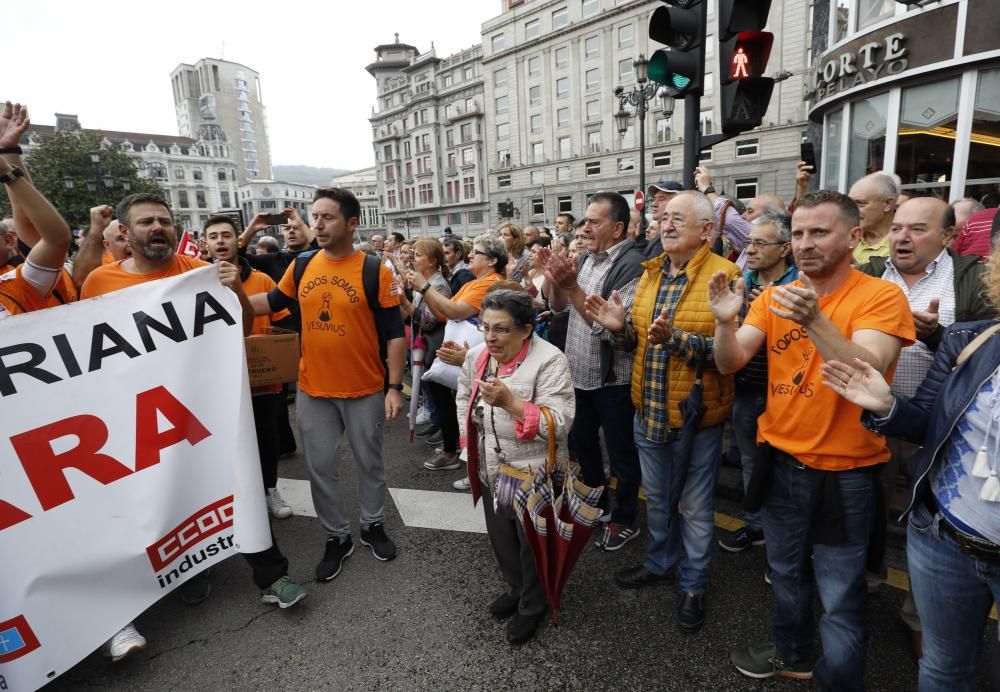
[718,1,775,135]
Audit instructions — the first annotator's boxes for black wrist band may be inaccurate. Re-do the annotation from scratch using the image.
[0,146,23,155]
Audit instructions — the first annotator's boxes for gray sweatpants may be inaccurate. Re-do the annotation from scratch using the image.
[296,390,387,538]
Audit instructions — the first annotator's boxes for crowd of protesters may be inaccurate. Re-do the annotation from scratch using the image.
[3,97,1000,689]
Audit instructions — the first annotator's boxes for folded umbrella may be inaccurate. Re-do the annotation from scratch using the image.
[409,333,427,443]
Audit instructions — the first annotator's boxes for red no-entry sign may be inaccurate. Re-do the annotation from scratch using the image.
[634,190,644,212]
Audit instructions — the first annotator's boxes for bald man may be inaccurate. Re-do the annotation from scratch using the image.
[102,219,132,263]
[743,195,785,222]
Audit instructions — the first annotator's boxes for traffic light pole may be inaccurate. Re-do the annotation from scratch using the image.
[684,93,727,190]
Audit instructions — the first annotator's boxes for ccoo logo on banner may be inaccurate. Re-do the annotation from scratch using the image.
[0,267,271,691]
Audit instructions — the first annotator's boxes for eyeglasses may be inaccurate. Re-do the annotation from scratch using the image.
[477,323,516,335]
[747,239,789,248]
[473,250,490,257]
[662,214,711,227]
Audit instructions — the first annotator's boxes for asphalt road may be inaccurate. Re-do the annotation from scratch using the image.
[49,404,998,691]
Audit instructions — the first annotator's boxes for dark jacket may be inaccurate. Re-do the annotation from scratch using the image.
[859,250,992,350]
[240,240,319,332]
[864,320,1000,517]
[577,239,646,386]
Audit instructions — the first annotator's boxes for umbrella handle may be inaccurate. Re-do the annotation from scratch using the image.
[539,406,558,476]
[551,609,560,626]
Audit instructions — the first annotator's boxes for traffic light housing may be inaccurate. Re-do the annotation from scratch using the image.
[648,1,707,97]
[718,0,775,134]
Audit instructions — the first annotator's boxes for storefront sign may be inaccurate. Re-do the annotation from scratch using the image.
[806,33,908,102]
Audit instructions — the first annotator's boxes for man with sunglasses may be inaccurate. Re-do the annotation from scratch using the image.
[719,211,797,559]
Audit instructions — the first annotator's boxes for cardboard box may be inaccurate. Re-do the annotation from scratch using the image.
[245,327,299,387]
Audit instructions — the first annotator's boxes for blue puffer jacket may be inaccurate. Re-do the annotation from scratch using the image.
[864,320,1000,517]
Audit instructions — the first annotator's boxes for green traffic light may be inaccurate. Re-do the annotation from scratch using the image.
[672,74,691,89]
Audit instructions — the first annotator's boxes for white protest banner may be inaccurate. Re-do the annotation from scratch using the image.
[0,266,271,691]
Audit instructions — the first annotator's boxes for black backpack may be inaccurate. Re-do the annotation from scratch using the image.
[291,250,388,376]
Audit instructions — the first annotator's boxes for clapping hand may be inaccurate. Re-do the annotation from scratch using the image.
[912,298,940,340]
[647,307,672,345]
[541,249,579,291]
[584,290,626,332]
[770,274,821,326]
[0,102,29,150]
[820,358,894,417]
[438,340,469,366]
[708,271,745,324]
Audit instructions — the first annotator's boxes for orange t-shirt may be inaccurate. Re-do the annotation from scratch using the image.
[101,251,114,265]
[0,265,77,317]
[452,273,502,312]
[276,251,399,398]
[81,255,209,298]
[744,270,915,471]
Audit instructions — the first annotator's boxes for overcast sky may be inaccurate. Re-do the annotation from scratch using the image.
[9,0,500,172]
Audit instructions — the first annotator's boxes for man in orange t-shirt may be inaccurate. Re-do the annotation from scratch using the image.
[709,190,914,689]
[251,187,406,580]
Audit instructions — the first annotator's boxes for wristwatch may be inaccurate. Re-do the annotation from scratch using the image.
[419,283,431,295]
[387,383,404,391]
[0,166,25,185]
[701,185,716,195]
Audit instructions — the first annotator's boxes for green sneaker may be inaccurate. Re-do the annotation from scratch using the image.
[261,576,307,609]
[730,641,814,680]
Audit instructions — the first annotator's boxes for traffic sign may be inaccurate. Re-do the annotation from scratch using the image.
[634,190,645,212]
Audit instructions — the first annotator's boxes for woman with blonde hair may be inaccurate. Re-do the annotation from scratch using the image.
[498,222,529,283]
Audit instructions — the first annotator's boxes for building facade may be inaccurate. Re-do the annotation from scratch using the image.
[236,179,317,231]
[329,166,384,237]
[479,0,812,225]
[22,114,240,232]
[170,58,273,183]
[367,37,491,238]
[806,0,999,203]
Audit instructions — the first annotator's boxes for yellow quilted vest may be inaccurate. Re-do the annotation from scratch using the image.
[629,243,739,430]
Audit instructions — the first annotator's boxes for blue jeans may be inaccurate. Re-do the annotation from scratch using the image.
[731,387,766,531]
[634,416,721,595]
[907,501,1000,692]
[762,460,873,692]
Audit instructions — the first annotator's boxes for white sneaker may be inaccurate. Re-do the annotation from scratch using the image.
[102,622,146,662]
[453,476,471,491]
[415,405,431,425]
[459,448,468,462]
[266,488,293,519]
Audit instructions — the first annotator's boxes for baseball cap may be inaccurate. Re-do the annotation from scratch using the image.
[647,181,684,197]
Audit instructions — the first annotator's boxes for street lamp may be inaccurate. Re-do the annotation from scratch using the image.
[613,53,669,232]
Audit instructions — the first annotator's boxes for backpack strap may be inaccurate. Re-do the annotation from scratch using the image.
[955,322,1000,367]
[291,249,320,296]
[361,253,381,315]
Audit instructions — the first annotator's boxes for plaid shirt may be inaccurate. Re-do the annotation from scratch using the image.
[565,239,640,390]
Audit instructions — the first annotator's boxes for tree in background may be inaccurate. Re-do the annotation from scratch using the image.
[0,128,163,229]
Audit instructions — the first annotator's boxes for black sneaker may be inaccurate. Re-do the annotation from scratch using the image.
[414,423,440,439]
[718,526,765,553]
[489,592,519,620]
[424,430,444,446]
[360,522,397,561]
[316,535,354,581]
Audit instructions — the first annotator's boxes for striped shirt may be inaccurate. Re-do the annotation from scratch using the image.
[565,239,640,390]
[881,249,956,400]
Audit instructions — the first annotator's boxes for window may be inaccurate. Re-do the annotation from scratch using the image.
[528,56,540,76]
[558,195,573,212]
[585,36,599,58]
[464,65,474,81]
[586,161,601,176]
[848,91,889,185]
[498,174,512,188]
[525,18,540,39]
[448,152,457,171]
[446,129,454,148]
[497,123,509,139]
[897,78,962,196]
[559,137,571,158]
[857,0,894,31]
[556,78,569,98]
[497,149,511,167]
[383,144,393,159]
[554,47,568,67]
[700,110,714,136]
[495,95,509,114]
[178,190,189,208]
[557,166,570,181]
[468,211,485,224]
[698,149,713,162]
[148,162,167,180]
[588,131,601,153]
[531,114,543,133]
[461,123,473,142]
[492,34,505,51]
[586,100,601,121]
[419,183,434,204]
[582,0,599,17]
[442,73,453,88]
[174,167,185,180]
[735,138,759,157]
[557,107,569,126]
[653,151,671,167]
[618,24,633,47]
[585,69,599,90]
[220,191,230,208]
[427,214,441,227]
[494,68,508,86]
[447,212,462,225]
[617,156,634,172]
[529,85,541,106]
[532,198,545,216]
[462,147,475,165]
[704,72,714,97]
[965,69,1000,201]
[656,117,672,143]
[404,141,412,158]
[531,170,544,184]
[552,6,568,28]
[734,178,758,200]
[463,177,476,199]
[532,142,544,162]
